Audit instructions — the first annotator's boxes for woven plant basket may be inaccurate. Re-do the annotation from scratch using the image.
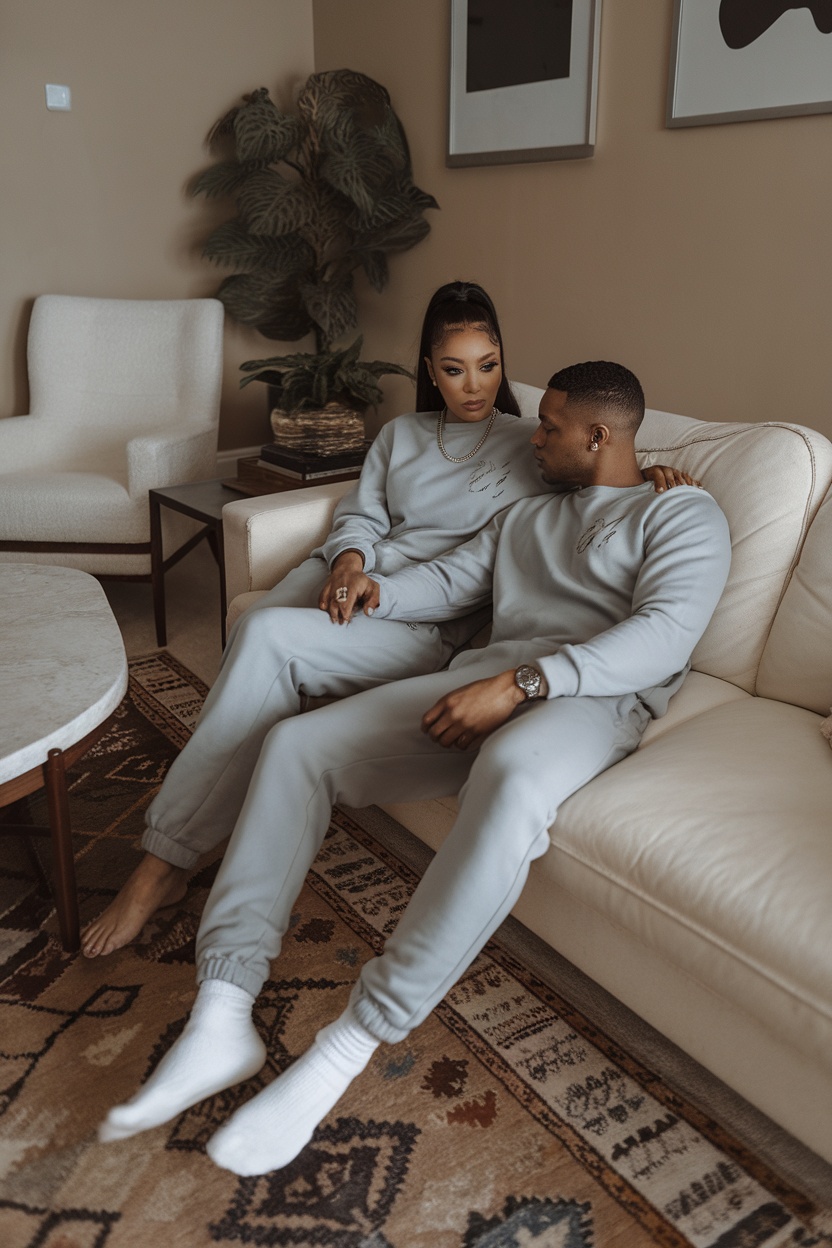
[270,404,366,456]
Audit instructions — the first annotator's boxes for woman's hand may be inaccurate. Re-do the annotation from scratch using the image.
[642,464,702,492]
[319,551,380,624]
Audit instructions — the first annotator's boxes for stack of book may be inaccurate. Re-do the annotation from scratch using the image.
[257,441,370,483]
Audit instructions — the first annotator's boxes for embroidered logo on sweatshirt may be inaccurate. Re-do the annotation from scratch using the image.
[468,458,511,498]
[577,515,627,553]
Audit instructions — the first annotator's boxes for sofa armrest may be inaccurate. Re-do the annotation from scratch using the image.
[222,479,353,603]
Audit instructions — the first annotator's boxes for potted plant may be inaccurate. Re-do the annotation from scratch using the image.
[191,69,438,459]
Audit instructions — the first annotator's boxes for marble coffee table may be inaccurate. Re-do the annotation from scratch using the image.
[0,564,128,951]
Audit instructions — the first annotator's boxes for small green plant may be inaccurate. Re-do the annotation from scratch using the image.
[191,68,437,414]
[238,336,412,414]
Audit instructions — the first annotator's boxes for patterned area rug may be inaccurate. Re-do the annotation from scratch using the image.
[1,652,830,1248]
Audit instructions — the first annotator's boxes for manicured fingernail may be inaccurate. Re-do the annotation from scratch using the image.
[367,608,374,615]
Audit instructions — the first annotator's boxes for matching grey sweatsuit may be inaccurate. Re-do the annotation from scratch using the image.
[143,410,547,868]
[195,482,732,1044]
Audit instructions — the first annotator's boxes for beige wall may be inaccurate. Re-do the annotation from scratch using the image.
[0,0,314,450]
[313,0,832,439]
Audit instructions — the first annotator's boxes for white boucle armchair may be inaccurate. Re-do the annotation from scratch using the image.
[0,295,224,576]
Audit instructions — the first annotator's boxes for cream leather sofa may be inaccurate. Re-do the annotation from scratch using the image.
[222,393,832,1166]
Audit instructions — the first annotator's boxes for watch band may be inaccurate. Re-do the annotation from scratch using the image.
[514,664,543,700]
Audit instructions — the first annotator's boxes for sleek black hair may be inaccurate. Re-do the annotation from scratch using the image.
[415,281,520,416]
[547,360,645,433]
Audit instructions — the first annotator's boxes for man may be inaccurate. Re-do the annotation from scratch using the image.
[99,362,731,1178]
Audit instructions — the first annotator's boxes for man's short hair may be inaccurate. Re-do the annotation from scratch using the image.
[547,361,645,433]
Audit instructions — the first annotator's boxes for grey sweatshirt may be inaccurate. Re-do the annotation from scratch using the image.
[316,410,547,576]
[372,482,732,717]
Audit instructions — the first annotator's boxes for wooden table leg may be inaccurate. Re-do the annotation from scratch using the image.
[149,491,167,647]
[44,747,80,952]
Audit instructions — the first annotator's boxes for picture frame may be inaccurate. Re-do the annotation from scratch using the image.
[447,0,602,167]
[667,0,832,128]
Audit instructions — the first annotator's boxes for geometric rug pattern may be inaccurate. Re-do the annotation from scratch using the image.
[0,652,830,1248]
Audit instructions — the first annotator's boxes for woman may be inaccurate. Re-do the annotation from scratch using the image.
[82,281,688,957]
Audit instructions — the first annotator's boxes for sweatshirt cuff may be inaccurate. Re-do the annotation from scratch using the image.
[325,540,376,574]
[373,577,393,618]
[537,651,579,699]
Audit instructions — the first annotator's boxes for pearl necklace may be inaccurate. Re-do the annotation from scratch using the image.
[436,406,500,463]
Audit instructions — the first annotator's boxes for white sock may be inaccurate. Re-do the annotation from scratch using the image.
[206,1004,379,1176]
[99,979,266,1143]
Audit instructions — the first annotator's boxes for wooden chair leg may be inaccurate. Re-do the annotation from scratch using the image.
[44,747,80,952]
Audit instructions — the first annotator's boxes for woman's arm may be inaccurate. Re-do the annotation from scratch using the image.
[318,425,396,574]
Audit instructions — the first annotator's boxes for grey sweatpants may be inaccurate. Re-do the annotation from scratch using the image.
[195,649,650,1044]
[142,557,451,868]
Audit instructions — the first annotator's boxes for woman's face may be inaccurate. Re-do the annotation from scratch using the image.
[425,325,503,423]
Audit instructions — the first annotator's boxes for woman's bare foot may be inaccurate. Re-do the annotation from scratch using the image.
[81,854,189,957]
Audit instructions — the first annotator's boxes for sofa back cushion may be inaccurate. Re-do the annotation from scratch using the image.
[637,410,832,693]
[757,483,832,713]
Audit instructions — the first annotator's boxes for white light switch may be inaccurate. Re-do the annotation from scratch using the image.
[45,84,71,111]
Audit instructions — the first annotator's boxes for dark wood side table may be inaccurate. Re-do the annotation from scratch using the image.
[150,464,362,648]
[149,479,241,649]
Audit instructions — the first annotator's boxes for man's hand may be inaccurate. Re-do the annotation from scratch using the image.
[421,669,529,750]
[319,551,381,624]
[642,464,702,492]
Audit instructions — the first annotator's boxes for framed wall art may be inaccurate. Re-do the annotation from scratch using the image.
[447,0,602,167]
[668,0,832,128]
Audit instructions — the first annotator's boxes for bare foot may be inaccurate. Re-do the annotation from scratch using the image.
[81,854,188,957]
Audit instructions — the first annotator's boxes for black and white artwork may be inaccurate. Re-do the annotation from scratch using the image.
[668,0,832,127]
[448,0,602,166]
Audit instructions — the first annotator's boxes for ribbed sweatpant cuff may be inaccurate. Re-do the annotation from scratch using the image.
[198,956,265,1002]
[141,825,202,871]
[349,982,411,1045]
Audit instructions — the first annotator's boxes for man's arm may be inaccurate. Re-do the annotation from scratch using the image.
[421,668,544,749]
[538,490,731,700]
[423,491,731,749]
[366,512,504,623]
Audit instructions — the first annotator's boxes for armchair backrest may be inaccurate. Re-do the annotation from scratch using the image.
[26,295,224,460]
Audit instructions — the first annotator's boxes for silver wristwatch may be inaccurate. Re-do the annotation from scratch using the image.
[514,664,544,700]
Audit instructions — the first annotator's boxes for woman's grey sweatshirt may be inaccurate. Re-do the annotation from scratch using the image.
[371,482,732,717]
[316,410,546,575]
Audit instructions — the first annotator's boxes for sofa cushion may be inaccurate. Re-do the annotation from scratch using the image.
[637,670,750,748]
[548,697,832,1072]
[757,483,832,715]
[636,411,832,693]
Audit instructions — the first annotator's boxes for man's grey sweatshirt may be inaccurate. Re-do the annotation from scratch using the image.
[316,410,546,575]
[372,481,732,717]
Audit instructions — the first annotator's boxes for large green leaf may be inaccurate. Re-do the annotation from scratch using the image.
[237,173,314,237]
[297,69,390,130]
[203,221,315,274]
[300,279,358,348]
[190,160,253,200]
[353,249,389,292]
[220,273,314,339]
[207,101,243,151]
[234,90,302,163]
[357,212,432,255]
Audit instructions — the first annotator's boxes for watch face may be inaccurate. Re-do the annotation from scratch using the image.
[516,665,541,699]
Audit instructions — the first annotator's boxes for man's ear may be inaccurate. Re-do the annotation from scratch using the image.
[588,424,611,450]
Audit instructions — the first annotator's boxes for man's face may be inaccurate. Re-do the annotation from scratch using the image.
[531,389,596,487]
